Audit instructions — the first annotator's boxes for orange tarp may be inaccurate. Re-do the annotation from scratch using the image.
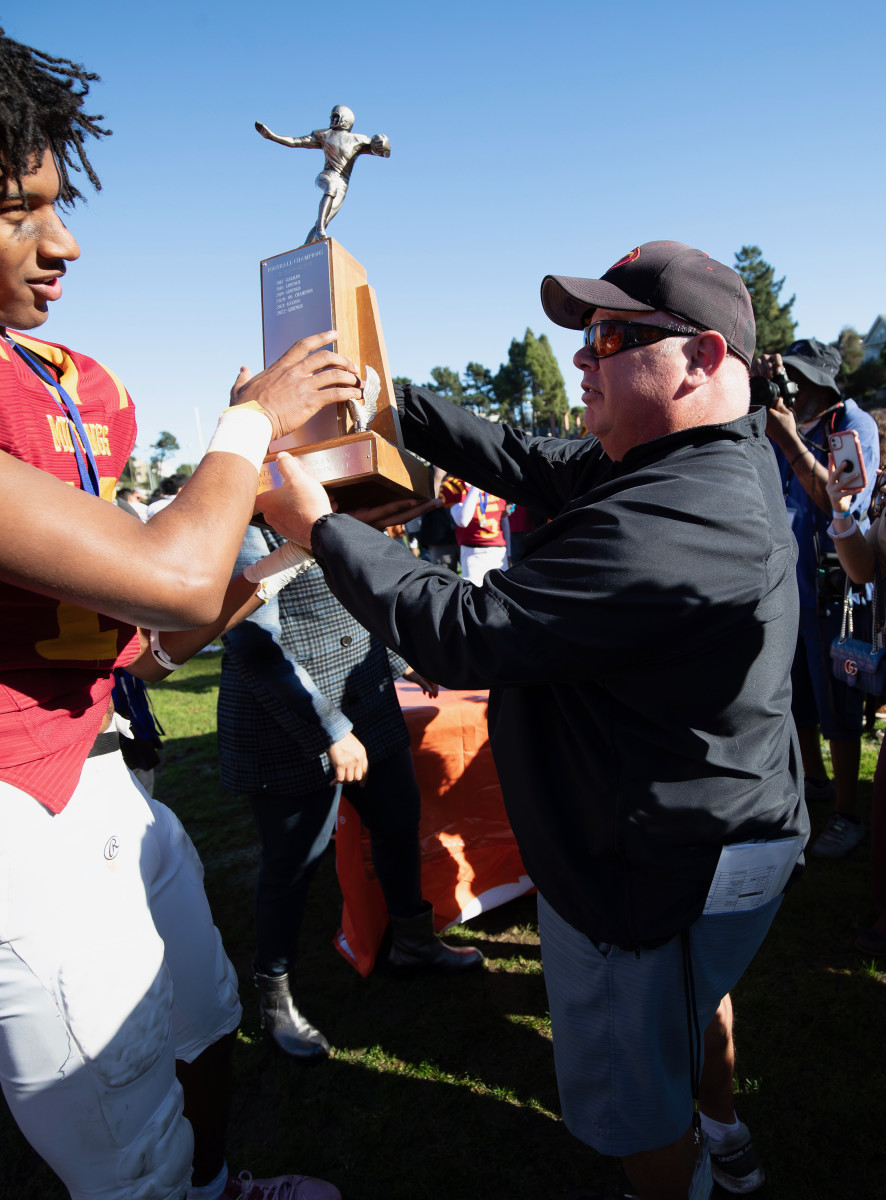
[334,682,532,975]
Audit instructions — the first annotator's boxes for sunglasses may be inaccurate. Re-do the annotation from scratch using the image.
[582,320,700,359]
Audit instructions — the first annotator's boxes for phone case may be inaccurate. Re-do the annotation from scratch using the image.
[828,431,867,494]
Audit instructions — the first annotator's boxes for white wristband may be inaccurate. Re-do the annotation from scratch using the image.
[828,516,858,539]
[205,403,273,473]
[243,540,316,600]
[149,627,188,672]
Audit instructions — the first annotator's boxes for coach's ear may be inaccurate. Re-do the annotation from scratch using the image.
[684,330,728,389]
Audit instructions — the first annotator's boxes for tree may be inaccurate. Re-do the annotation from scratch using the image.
[150,430,180,474]
[524,330,568,435]
[423,366,463,404]
[492,339,530,427]
[844,346,886,403]
[835,327,865,378]
[733,246,796,355]
[462,362,495,416]
[391,375,413,389]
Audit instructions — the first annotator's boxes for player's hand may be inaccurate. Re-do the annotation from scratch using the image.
[232,331,363,441]
[328,731,368,784]
[259,453,332,545]
[402,668,438,698]
[231,365,252,402]
[255,121,271,139]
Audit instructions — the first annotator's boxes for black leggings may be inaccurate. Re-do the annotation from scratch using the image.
[248,745,423,976]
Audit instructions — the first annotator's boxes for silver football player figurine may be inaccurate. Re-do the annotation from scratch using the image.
[255,106,391,245]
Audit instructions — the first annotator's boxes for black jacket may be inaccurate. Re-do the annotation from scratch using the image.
[311,387,808,948]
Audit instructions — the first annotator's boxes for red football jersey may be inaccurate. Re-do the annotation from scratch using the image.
[439,476,508,548]
[0,332,140,812]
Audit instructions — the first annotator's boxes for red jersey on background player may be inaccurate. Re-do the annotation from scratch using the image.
[438,475,510,584]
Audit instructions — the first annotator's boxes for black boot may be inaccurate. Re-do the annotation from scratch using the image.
[388,903,484,975]
[254,972,329,1063]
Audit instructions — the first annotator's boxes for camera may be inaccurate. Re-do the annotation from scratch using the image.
[750,371,800,409]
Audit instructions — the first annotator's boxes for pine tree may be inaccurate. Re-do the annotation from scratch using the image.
[423,366,463,403]
[733,246,796,355]
[462,362,495,416]
[493,338,530,427]
[524,331,568,435]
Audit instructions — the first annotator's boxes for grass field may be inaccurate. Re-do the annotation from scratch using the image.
[3,652,885,1199]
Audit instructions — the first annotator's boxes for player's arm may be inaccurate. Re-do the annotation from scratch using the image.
[124,574,263,681]
[450,485,481,528]
[254,122,320,149]
[0,332,362,630]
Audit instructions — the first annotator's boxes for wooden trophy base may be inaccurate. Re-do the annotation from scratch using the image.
[259,238,433,511]
[257,429,432,510]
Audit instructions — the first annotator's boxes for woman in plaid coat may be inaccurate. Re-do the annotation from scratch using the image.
[217,526,483,1059]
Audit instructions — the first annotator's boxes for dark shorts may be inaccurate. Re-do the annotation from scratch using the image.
[538,892,782,1157]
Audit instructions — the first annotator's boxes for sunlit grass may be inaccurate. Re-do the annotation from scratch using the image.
[4,656,885,1199]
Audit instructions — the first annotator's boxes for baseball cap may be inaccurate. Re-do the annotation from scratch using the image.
[781,338,842,396]
[540,240,756,367]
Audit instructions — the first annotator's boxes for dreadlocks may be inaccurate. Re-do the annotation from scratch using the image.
[0,28,111,206]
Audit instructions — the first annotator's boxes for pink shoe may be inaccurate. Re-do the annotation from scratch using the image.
[223,1169,341,1199]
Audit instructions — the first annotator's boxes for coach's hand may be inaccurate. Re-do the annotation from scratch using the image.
[259,453,332,546]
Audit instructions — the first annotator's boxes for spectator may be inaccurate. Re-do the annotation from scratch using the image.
[116,484,146,519]
[147,472,188,517]
[218,526,483,1060]
[760,339,879,857]
[826,458,886,953]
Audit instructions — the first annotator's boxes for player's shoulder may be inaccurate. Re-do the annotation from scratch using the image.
[5,331,133,414]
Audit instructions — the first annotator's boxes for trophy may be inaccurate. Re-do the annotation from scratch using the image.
[254,106,433,509]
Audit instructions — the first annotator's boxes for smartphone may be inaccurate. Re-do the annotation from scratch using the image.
[828,430,868,494]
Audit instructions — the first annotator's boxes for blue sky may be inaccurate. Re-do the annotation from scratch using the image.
[6,1,885,468]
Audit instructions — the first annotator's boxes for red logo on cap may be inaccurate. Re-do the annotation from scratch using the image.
[609,247,641,271]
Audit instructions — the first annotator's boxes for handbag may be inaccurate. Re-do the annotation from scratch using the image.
[830,566,886,695]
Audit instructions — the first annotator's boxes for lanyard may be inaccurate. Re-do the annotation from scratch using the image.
[11,340,102,497]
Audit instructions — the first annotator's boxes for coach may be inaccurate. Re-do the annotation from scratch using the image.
[278,242,809,1199]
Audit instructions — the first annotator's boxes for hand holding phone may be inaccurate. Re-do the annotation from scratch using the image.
[828,431,868,495]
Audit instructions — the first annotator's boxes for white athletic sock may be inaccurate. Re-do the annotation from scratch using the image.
[700,1112,740,1143]
[186,1162,228,1200]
